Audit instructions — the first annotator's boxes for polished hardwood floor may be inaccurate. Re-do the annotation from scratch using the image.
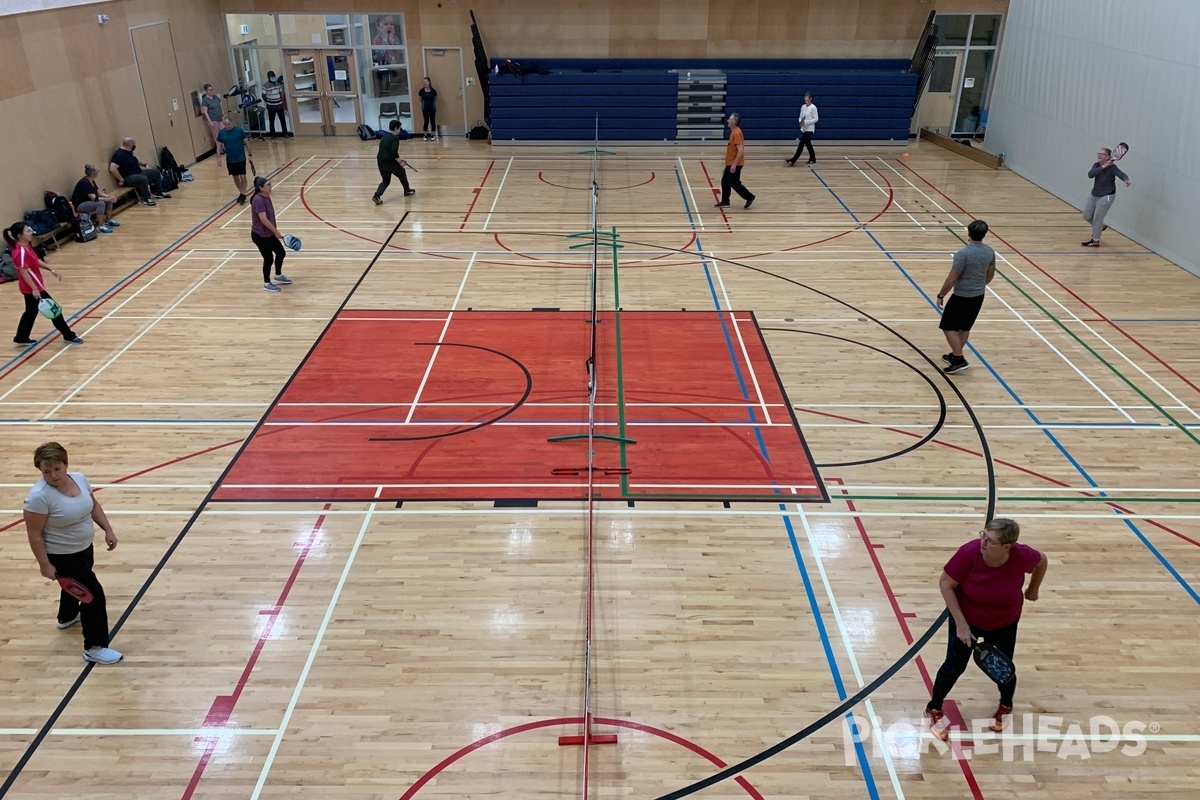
[1,134,1198,799]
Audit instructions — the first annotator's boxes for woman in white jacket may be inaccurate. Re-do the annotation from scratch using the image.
[787,93,819,166]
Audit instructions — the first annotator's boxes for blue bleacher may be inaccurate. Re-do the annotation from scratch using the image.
[488,59,917,142]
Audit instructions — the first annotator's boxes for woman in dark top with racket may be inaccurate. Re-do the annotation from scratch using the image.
[926,518,1048,740]
[418,77,437,141]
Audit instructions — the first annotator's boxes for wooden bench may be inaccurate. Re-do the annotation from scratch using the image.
[30,187,138,251]
[918,127,1003,169]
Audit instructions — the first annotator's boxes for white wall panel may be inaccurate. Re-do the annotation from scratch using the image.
[986,0,1200,275]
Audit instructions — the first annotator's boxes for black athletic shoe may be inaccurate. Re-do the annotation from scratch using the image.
[807,160,816,165]
[714,201,730,208]
[372,195,383,205]
[944,357,970,374]
[941,353,954,364]
[404,189,416,196]
[155,192,172,199]
[1082,239,1100,247]
[744,196,756,209]
[786,159,796,166]
[237,194,247,205]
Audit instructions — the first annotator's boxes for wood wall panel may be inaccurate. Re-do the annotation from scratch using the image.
[0,0,1008,224]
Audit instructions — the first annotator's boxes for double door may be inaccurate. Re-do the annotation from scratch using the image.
[286,49,361,136]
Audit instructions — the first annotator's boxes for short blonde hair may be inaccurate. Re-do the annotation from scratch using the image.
[34,441,69,468]
[985,518,1020,544]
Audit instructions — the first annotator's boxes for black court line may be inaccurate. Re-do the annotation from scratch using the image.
[0,213,409,798]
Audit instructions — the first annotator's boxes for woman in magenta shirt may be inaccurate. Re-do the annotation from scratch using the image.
[5,222,83,345]
[926,518,1048,739]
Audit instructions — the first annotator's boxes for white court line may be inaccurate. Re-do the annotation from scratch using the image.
[18,508,1196,521]
[261,420,798,428]
[826,484,1200,494]
[0,250,194,403]
[707,253,773,424]
[997,253,1200,424]
[275,401,792,408]
[0,728,280,737]
[985,283,1136,421]
[403,252,476,424]
[790,492,905,800]
[250,494,380,800]
[220,156,318,229]
[845,157,925,231]
[677,156,706,230]
[481,156,514,231]
[874,155,1200,423]
[42,252,238,420]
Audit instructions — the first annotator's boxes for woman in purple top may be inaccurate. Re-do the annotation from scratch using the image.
[925,518,1048,741]
[249,176,292,293]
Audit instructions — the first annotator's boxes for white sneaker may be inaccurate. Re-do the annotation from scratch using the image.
[56,612,81,629]
[83,646,123,665]
[273,274,293,285]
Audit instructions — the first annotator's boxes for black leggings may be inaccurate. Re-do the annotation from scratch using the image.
[251,232,286,283]
[16,291,77,342]
[422,109,437,135]
[47,545,110,650]
[929,617,1019,710]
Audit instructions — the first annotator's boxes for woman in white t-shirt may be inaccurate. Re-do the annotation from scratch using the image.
[23,442,122,665]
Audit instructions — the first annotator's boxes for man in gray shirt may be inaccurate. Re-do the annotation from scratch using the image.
[936,219,996,374]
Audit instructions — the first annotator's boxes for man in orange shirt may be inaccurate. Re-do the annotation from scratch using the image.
[716,112,756,210]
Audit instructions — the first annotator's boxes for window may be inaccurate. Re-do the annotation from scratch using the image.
[934,14,970,47]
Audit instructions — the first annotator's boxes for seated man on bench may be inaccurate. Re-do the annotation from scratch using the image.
[109,138,171,207]
[72,164,120,233]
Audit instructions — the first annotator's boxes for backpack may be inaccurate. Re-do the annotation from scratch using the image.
[159,168,179,192]
[467,123,490,141]
[76,214,97,243]
[357,123,376,140]
[0,248,16,282]
[45,191,76,225]
[160,147,183,183]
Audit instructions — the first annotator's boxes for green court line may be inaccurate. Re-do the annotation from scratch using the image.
[610,225,631,494]
[945,226,1200,448]
[621,491,828,503]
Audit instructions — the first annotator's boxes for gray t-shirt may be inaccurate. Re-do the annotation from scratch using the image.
[201,93,224,122]
[950,241,995,298]
[24,472,96,555]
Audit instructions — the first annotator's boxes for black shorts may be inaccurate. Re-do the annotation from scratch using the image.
[227,160,247,176]
[939,293,985,331]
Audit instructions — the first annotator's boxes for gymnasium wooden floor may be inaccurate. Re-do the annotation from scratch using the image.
[1,133,1198,799]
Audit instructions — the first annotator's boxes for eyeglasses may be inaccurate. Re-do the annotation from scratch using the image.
[979,530,1005,546]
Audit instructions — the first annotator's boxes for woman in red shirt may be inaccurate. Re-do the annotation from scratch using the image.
[926,518,1048,739]
[5,222,83,345]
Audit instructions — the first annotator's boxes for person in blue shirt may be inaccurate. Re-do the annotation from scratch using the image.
[216,117,254,205]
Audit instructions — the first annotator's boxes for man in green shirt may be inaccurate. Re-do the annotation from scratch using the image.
[372,120,414,204]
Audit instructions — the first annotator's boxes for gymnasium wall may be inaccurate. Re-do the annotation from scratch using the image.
[985,0,1199,276]
[0,0,229,226]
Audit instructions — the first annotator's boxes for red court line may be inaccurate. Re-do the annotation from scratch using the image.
[828,477,986,800]
[699,160,733,231]
[181,508,331,800]
[460,158,495,231]
[796,405,1200,549]
[898,160,1200,398]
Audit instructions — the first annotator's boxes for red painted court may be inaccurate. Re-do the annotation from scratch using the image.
[214,310,825,503]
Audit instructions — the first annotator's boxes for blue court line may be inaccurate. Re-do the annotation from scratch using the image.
[674,168,880,797]
[812,168,1200,606]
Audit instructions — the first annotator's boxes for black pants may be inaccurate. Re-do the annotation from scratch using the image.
[375,161,411,199]
[421,109,437,135]
[928,617,1019,710]
[16,291,77,342]
[266,105,289,136]
[251,233,286,283]
[720,165,754,204]
[47,545,110,650]
[790,131,815,163]
[123,169,164,201]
